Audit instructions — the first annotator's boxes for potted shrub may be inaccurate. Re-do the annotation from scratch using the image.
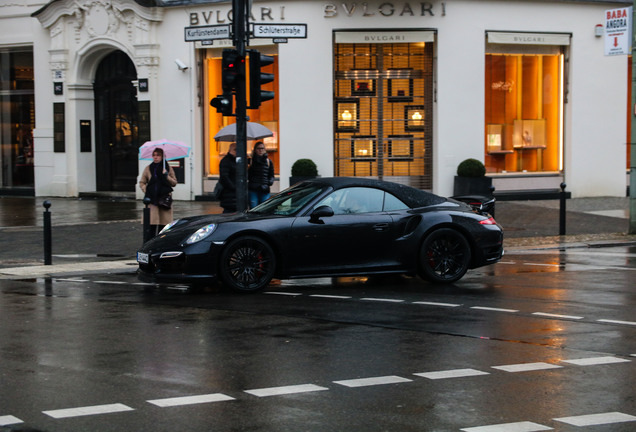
[290,158,318,185]
[453,158,492,196]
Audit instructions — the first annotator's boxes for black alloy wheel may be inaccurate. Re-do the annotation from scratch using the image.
[418,228,471,283]
[219,236,276,292]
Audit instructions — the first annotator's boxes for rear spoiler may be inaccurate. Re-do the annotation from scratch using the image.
[451,195,496,216]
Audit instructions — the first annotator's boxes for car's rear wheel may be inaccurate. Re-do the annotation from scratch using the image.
[219,236,276,293]
[418,228,471,283]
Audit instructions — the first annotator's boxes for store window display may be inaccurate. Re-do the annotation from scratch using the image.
[485,42,565,174]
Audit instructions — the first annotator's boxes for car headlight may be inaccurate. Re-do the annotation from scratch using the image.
[185,224,217,244]
[159,220,180,234]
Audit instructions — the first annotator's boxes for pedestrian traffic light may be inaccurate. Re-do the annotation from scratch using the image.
[247,49,275,109]
[222,49,242,93]
[210,94,233,116]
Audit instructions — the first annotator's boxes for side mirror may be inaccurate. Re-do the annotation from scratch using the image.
[309,205,334,224]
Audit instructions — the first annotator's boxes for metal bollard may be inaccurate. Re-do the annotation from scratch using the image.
[43,200,52,265]
[559,182,567,236]
[143,197,152,244]
[489,185,496,218]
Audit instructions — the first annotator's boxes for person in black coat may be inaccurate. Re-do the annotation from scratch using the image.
[247,141,275,208]
[219,143,237,213]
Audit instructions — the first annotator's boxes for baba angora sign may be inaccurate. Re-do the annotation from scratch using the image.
[605,6,632,56]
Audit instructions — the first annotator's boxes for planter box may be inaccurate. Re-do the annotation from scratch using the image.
[453,176,493,196]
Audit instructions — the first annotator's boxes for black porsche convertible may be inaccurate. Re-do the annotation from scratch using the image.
[137,177,503,292]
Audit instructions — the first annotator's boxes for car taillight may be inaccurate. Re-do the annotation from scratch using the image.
[479,217,497,225]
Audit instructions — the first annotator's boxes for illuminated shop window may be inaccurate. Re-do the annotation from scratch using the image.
[203,48,279,176]
[485,39,566,174]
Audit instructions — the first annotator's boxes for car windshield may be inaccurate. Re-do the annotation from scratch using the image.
[248,183,325,216]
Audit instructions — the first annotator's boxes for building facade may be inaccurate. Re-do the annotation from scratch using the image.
[0,0,631,199]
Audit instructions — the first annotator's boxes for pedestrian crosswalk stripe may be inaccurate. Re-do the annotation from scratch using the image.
[598,318,636,326]
[0,415,22,426]
[561,356,630,366]
[43,403,134,419]
[333,375,412,388]
[554,411,636,426]
[361,297,405,303]
[148,393,234,407]
[460,421,553,431]
[413,301,461,307]
[471,306,519,313]
[532,312,583,320]
[492,362,562,373]
[414,368,490,380]
[244,384,328,397]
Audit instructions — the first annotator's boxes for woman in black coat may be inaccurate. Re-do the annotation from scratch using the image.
[219,143,237,213]
[247,141,275,208]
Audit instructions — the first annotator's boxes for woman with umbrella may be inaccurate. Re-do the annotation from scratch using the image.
[139,147,178,236]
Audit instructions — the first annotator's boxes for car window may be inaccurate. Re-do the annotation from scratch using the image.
[316,187,385,215]
[250,184,324,216]
[383,192,408,211]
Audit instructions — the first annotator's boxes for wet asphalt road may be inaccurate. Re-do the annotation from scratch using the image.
[1,245,635,431]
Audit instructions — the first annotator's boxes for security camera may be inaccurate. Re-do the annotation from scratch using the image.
[175,59,189,71]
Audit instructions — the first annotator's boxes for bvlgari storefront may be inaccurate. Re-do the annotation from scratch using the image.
[7,0,629,199]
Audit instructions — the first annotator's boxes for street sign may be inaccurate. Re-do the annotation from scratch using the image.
[604,6,632,56]
[184,25,231,42]
[251,23,307,39]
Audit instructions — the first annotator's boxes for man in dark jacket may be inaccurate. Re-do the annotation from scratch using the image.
[247,141,275,208]
[219,143,237,213]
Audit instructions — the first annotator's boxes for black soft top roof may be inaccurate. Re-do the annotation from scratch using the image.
[301,177,446,208]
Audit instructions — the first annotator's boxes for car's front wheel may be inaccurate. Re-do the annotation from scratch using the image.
[219,236,276,292]
[418,228,471,283]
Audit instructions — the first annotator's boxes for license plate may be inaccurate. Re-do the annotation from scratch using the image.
[137,252,149,264]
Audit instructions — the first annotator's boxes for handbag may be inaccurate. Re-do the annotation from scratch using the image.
[213,182,224,200]
[157,194,173,209]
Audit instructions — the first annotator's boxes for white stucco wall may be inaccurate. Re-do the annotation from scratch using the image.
[3,0,630,199]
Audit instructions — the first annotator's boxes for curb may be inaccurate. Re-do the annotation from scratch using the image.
[0,260,138,280]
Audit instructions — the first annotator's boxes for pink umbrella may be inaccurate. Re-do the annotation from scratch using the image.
[139,139,191,161]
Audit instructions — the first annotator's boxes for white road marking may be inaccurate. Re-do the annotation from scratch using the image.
[244,384,328,397]
[0,415,22,426]
[414,368,490,380]
[333,375,412,388]
[264,291,303,296]
[554,411,636,426]
[360,297,405,303]
[147,393,234,407]
[43,403,134,419]
[93,280,128,285]
[54,278,89,283]
[471,306,519,313]
[561,356,631,366]
[460,421,553,431]
[598,318,636,326]
[492,362,562,373]
[309,294,352,299]
[532,312,584,320]
[413,301,461,307]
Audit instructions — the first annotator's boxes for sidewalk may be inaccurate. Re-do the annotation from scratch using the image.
[0,195,634,279]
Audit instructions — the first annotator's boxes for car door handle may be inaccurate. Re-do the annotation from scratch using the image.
[373,223,389,231]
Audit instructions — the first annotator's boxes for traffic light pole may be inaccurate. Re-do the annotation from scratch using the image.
[233,0,249,212]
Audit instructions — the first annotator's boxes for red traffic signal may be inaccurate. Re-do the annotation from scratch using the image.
[221,49,243,93]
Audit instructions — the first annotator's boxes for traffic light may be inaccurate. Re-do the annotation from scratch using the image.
[210,94,233,116]
[247,49,275,109]
[221,49,242,93]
